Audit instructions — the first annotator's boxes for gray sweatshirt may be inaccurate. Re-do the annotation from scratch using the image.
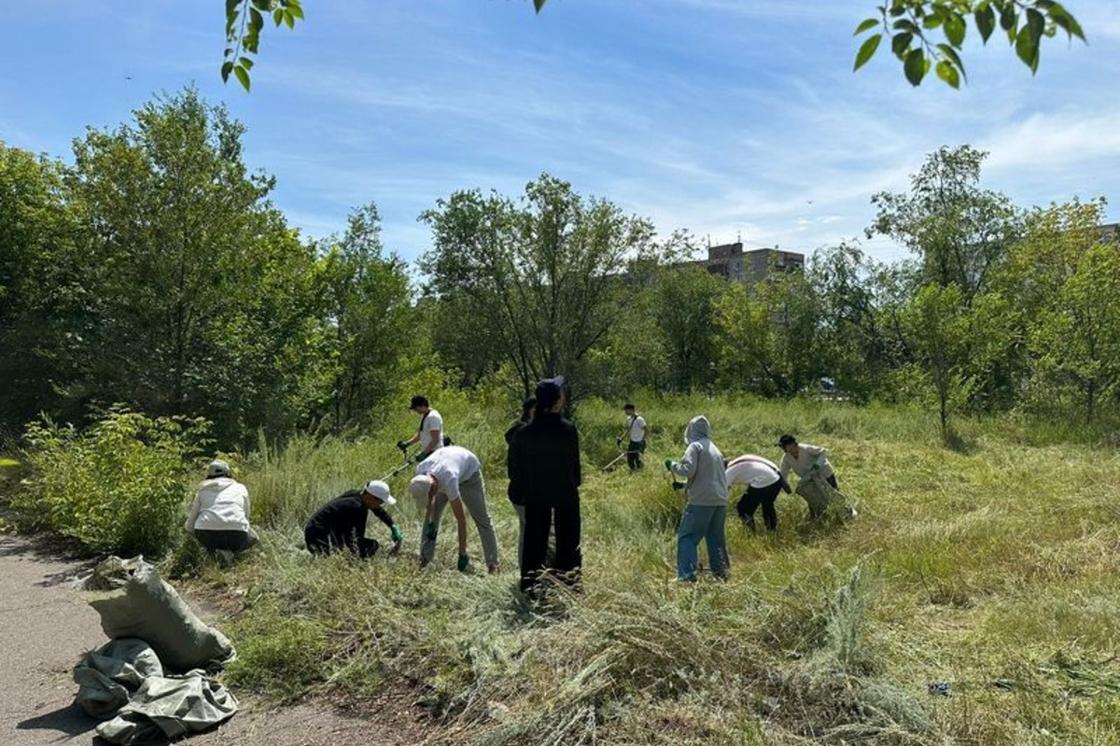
[670,416,728,506]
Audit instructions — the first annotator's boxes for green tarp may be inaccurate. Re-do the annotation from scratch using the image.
[74,638,238,745]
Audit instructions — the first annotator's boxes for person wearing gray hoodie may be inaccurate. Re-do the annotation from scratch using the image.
[665,415,729,581]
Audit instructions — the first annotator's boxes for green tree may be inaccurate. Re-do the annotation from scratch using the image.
[0,145,87,432]
[902,283,971,441]
[319,203,414,428]
[653,265,723,391]
[421,174,662,396]
[869,145,1020,299]
[1029,243,1120,423]
[63,87,328,443]
[714,272,822,398]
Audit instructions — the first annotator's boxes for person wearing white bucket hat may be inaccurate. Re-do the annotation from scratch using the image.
[304,479,402,558]
[185,459,259,558]
[409,445,499,574]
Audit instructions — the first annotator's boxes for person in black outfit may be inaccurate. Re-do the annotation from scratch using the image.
[509,376,582,597]
[304,480,402,558]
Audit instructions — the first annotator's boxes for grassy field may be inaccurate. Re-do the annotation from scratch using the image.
[171,395,1120,744]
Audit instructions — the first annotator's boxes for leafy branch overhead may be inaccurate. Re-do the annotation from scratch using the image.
[222,0,304,91]
[220,0,1084,91]
[854,0,1085,88]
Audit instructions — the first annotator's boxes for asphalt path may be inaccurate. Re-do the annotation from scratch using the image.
[0,534,422,745]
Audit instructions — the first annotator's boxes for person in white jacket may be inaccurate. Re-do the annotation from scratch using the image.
[185,460,258,554]
[666,416,729,581]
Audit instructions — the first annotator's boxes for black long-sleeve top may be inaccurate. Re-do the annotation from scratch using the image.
[304,490,394,552]
[508,412,581,507]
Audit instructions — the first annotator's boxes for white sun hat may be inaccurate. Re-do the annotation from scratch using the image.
[409,474,434,503]
[363,479,396,506]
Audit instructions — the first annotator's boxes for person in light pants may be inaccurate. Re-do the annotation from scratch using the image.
[409,445,499,573]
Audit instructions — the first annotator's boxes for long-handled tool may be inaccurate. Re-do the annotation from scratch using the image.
[380,459,413,482]
[601,451,628,472]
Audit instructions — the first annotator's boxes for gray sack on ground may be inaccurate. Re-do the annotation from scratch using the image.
[73,638,238,745]
[796,478,843,520]
[82,555,235,672]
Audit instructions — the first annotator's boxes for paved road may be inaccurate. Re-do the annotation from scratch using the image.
[0,534,424,745]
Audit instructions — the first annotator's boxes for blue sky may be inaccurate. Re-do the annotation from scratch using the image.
[2,1,1118,263]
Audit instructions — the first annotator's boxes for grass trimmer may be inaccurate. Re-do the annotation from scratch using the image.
[601,451,628,472]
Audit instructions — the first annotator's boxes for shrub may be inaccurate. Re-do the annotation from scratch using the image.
[14,406,209,557]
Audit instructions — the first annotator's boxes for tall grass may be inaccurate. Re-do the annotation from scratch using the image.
[179,394,1120,743]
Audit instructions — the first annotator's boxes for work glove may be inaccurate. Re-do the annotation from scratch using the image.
[671,481,685,491]
[396,440,409,452]
[457,553,470,573]
[664,458,674,472]
[390,525,403,543]
[424,521,437,541]
[414,451,428,463]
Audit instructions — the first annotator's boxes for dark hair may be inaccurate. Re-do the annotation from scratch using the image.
[520,397,536,422]
[778,434,798,447]
[410,395,429,410]
[623,402,635,410]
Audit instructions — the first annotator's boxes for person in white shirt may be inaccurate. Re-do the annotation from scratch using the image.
[726,454,791,531]
[397,395,446,462]
[184,460,258,554]
[616,402,647,470]
[777,434,838,489]
[408,445,499,574]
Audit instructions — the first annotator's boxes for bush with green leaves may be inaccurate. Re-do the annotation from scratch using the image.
[14,407,210,557]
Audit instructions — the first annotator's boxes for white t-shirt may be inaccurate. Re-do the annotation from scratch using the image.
[725,455,782,489]
[627,414,647,442]
[416,445,480,502]
[418,409,444,453]
[185,478,251,532]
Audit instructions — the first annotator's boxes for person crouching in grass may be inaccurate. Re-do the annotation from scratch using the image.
[303,480,402,559]
[185,460,259,560]
[666,416,729,582]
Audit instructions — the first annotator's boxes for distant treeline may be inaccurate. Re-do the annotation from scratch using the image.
[2,87,1116,446]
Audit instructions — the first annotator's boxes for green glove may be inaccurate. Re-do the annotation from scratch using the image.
[415,451,428,463]
[664,458,674,472]
[457,553,470,572]
[671,481,685,491]
[424,521,437,541]
[390,525,403,543]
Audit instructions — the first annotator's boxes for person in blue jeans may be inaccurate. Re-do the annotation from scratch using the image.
[665,415,729,581]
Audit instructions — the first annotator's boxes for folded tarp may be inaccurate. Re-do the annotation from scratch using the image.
[74,638,238,745]
[82,555,235,672]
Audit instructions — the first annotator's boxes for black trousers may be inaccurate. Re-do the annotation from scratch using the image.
[304,528,379,559]
[194,529,254,552]
[626,439,646,470]
[520,499,582,594]
[736,481,784,531]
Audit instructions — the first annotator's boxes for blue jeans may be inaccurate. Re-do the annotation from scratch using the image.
[676,504,729,581]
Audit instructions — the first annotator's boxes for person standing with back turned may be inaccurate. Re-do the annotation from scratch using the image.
[510,376,582,597]
[666,416,729,582]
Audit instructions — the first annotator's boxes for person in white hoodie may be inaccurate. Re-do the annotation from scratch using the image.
[665,416,729,581]
[184,460,258,554]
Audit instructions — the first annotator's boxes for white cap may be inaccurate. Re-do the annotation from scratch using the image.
[206,459,231,479]
[409,474,434,502]
[363,479,396,506]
